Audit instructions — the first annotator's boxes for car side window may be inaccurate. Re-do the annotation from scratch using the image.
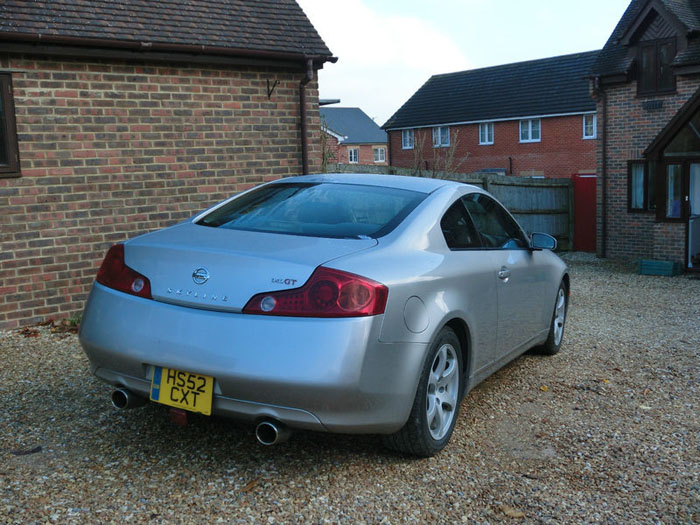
[440,200,481,249]
[462,193,527,249]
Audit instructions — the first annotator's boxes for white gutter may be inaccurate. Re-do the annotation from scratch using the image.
[384,110,597,132]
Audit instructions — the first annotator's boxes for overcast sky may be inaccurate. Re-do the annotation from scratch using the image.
[296,0,632,126]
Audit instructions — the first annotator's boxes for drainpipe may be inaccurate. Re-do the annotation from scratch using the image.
[300,58,314,175]
[387,131,392,171]
[594,76,608,258]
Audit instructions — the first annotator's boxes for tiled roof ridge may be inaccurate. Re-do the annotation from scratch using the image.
[430,49,601,81]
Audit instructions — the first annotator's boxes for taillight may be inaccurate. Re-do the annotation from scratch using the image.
[96,244,152,299]
[243,267,388,317]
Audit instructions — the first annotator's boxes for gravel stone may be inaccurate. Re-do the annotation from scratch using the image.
[1,254,698,523]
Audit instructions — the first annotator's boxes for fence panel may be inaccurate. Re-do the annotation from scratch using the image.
[325,165,573,250]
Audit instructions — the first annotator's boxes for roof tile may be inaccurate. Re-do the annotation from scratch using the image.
[383,51,598,130]
[0,0,332,57]
[321,107,387,144]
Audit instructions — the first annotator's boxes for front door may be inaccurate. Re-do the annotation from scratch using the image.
[663,161,700,270]
[689,164,700,269]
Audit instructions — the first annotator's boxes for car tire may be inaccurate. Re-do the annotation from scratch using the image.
[537,282,568,356]
[383,327,462,457]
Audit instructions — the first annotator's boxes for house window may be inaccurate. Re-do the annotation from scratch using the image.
[0,73,20,178]
[401,129,414,149]
[629,162,645,210]
[479,123,494,145]
[348,148,359,164]
[519,119,541,143]
[583,114,597,139]
[373,147,386,163]
[432,126,450,148]
[638,39,676,95]
[629,161,656,212]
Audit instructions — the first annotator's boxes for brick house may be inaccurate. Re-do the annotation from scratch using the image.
[0,0,335,328]
[591,0,700,270]
[382,51,599,179]
[320,106,387,166]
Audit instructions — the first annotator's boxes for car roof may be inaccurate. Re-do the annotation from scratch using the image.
[275,173,474,194]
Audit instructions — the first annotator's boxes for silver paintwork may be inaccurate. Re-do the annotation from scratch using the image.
[79,173,568,435]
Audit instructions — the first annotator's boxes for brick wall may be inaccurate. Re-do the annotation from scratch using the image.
[0,54,322,329]
[322,133,387,166]
[388,115,595,179]
[595,76,700,263]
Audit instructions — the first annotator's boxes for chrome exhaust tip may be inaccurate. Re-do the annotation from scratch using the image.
[255,420,291,446]
[111,388,147,410]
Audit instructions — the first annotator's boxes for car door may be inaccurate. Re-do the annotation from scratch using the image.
[438,199,500,373]
[462,193,546,357]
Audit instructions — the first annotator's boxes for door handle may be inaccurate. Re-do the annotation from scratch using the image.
[498,266,511,280]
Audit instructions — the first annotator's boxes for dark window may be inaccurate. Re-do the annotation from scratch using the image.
[0,73,20,177]
[462,193,528,249]
[638,39,676,95]
[197,182,427,239]
[440,200,480,249]
[628,161,656,211]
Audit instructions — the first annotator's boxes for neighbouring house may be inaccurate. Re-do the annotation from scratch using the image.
[382,51,599,179]
[591,0,700,270]
[0,0,335,328]
[320,106,387,166]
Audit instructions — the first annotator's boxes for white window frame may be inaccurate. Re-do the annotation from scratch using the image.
[583,114,597,139]
[478,122,494,145]
[373,147,386,163]
[401,129,414,149]
[432,126,450,148]
[519,119,541,143]
[348,148,359,164]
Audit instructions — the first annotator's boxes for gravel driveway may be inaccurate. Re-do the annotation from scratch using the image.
[1,254,699,523]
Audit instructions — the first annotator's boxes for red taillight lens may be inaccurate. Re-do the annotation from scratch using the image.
[243,267,388,317]
[96,244,152,299]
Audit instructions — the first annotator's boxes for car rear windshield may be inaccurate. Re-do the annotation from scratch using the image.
[197,182,427,239]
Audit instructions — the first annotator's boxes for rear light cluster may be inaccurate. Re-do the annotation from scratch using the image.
[96,244,152,299]
[243,267,388,318]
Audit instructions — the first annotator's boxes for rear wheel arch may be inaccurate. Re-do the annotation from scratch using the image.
[562,273,570,296]
[442,317,472,395]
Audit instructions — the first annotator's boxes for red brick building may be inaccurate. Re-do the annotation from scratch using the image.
[592,0,700,270]
[383,52,598,179]
[321,106,387,167]
[0,0,335,328]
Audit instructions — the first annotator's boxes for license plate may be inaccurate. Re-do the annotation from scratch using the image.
[150,366,214,416]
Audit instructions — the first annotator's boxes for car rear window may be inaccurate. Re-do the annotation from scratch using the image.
[197,182,427,239]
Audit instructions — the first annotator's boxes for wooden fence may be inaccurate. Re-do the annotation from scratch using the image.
[326,164,573,250]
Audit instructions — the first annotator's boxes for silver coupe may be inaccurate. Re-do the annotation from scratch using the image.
[79,173,569,456]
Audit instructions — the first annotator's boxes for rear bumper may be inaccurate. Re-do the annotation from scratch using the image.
[79,283,428,434]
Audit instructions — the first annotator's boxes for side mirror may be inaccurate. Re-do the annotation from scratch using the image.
[530,232,557,251]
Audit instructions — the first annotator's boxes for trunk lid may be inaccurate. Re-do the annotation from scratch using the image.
[123,223,377,312]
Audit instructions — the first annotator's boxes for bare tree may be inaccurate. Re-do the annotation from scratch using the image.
[411,129,429,177]
[320,117,337,173]
[431,128,469,178]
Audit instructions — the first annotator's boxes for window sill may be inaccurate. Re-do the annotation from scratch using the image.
[478,142,494,146]
[519,140,541,144]
[0,170,21,179]
[636,89,676,98]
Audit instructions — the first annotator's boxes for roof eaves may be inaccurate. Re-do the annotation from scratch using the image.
[384,110,596,132]
[0,30,338,65]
